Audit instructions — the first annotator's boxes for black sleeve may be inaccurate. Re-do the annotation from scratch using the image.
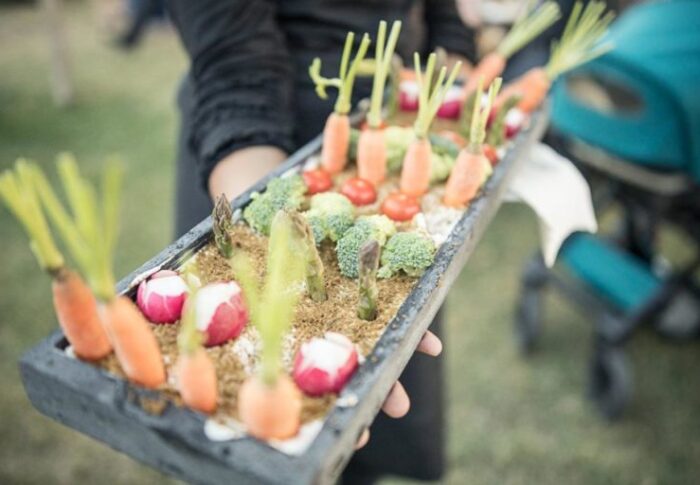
[424,0,478,63]
[167,0,295,186]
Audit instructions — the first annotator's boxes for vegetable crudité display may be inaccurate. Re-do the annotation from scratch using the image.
[2,6,614,445]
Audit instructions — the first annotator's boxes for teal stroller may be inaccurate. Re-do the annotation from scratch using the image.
[515,0,700,419]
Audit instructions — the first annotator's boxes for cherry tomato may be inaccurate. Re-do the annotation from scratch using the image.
[340,177,377,206]
[483,144,499,166]
[381,192,421,222]
[303,169,333,195]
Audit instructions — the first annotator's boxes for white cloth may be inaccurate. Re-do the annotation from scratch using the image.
[504,142,598,267]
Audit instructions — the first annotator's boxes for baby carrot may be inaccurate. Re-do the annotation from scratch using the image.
[444,78,501,207]
[400,53,461,197]
[231,211,305,439]
[175,283,218,413]
[238,373,302,440]
[39,154,165,388]
[495,1,614,113]
[52,267,112,360]
[0,160,112,361]
[101,296,166,388]
[357,20,402,185]
[310,32,371,174]
[463,2,561,97]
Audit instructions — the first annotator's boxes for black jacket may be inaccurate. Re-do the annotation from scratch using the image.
[167,0,476,187]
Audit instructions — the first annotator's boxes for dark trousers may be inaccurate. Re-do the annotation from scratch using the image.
[174,78,446,482]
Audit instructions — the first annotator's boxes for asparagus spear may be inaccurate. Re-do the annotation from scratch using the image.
[288,210,327,302]
[357,240,380,321]
[213,194,234,258]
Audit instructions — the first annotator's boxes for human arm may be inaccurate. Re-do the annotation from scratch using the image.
[167,0,295,200]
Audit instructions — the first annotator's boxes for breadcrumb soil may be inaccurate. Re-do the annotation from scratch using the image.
[99,223,416,423]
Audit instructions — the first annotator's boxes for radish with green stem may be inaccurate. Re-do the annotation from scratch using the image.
[399,53,461,197]
[310,32,371,174]
[357,20,402,185]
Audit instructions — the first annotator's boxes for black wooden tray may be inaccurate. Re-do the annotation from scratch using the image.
[19,109,548,485]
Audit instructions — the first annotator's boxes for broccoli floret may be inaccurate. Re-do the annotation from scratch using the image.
[243,175,306,235]
[378,231,436,278]
[385,126,413,173]
[304,192,355,244]
[430,152,456,183]
[336,215,396,278]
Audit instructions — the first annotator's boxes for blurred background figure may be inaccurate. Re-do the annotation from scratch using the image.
[115,0,167,49]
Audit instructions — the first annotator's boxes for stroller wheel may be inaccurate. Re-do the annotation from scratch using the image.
[587,346,632,420]
[514,287,542,355]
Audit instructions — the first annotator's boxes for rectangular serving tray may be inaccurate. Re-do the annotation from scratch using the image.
[19,109,548,485]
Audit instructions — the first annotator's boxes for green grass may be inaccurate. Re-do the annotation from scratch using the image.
[1,3,699,485]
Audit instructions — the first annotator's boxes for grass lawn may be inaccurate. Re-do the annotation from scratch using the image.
[1,3,699,484]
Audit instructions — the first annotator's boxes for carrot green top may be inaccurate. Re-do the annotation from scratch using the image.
[231,210,305,386]
[32,154,124,302]
[309,32,372,115]
[0,160,65,273]
[178,269,203,355]
[469,78,502,152]
[413,53,462,139]
[546,0,615,81]
[497,1,561,60]
[367,20,402,129]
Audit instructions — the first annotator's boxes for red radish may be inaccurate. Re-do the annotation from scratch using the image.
[381,192,421,222]
[302,169,333,195]
[398,80,419,111]
[137,270,188,324]
[195,282,249,346]
[293,332,359,396]
[340,177,377,206]
[436,85,465,119]
[505,108,526,138]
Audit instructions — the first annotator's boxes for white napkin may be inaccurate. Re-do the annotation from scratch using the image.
[504,142,598,267]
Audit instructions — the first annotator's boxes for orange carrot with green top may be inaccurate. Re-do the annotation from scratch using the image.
[400,53,461,197]
[310,32,371,174]
[231,211,305,439]
[357,20,402,185]
[175,277,218,413]
[0,160,112,361]
[463,1,561,96]
[444,78,501,207]
[37,154,165,388]
[495,1,615,113]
